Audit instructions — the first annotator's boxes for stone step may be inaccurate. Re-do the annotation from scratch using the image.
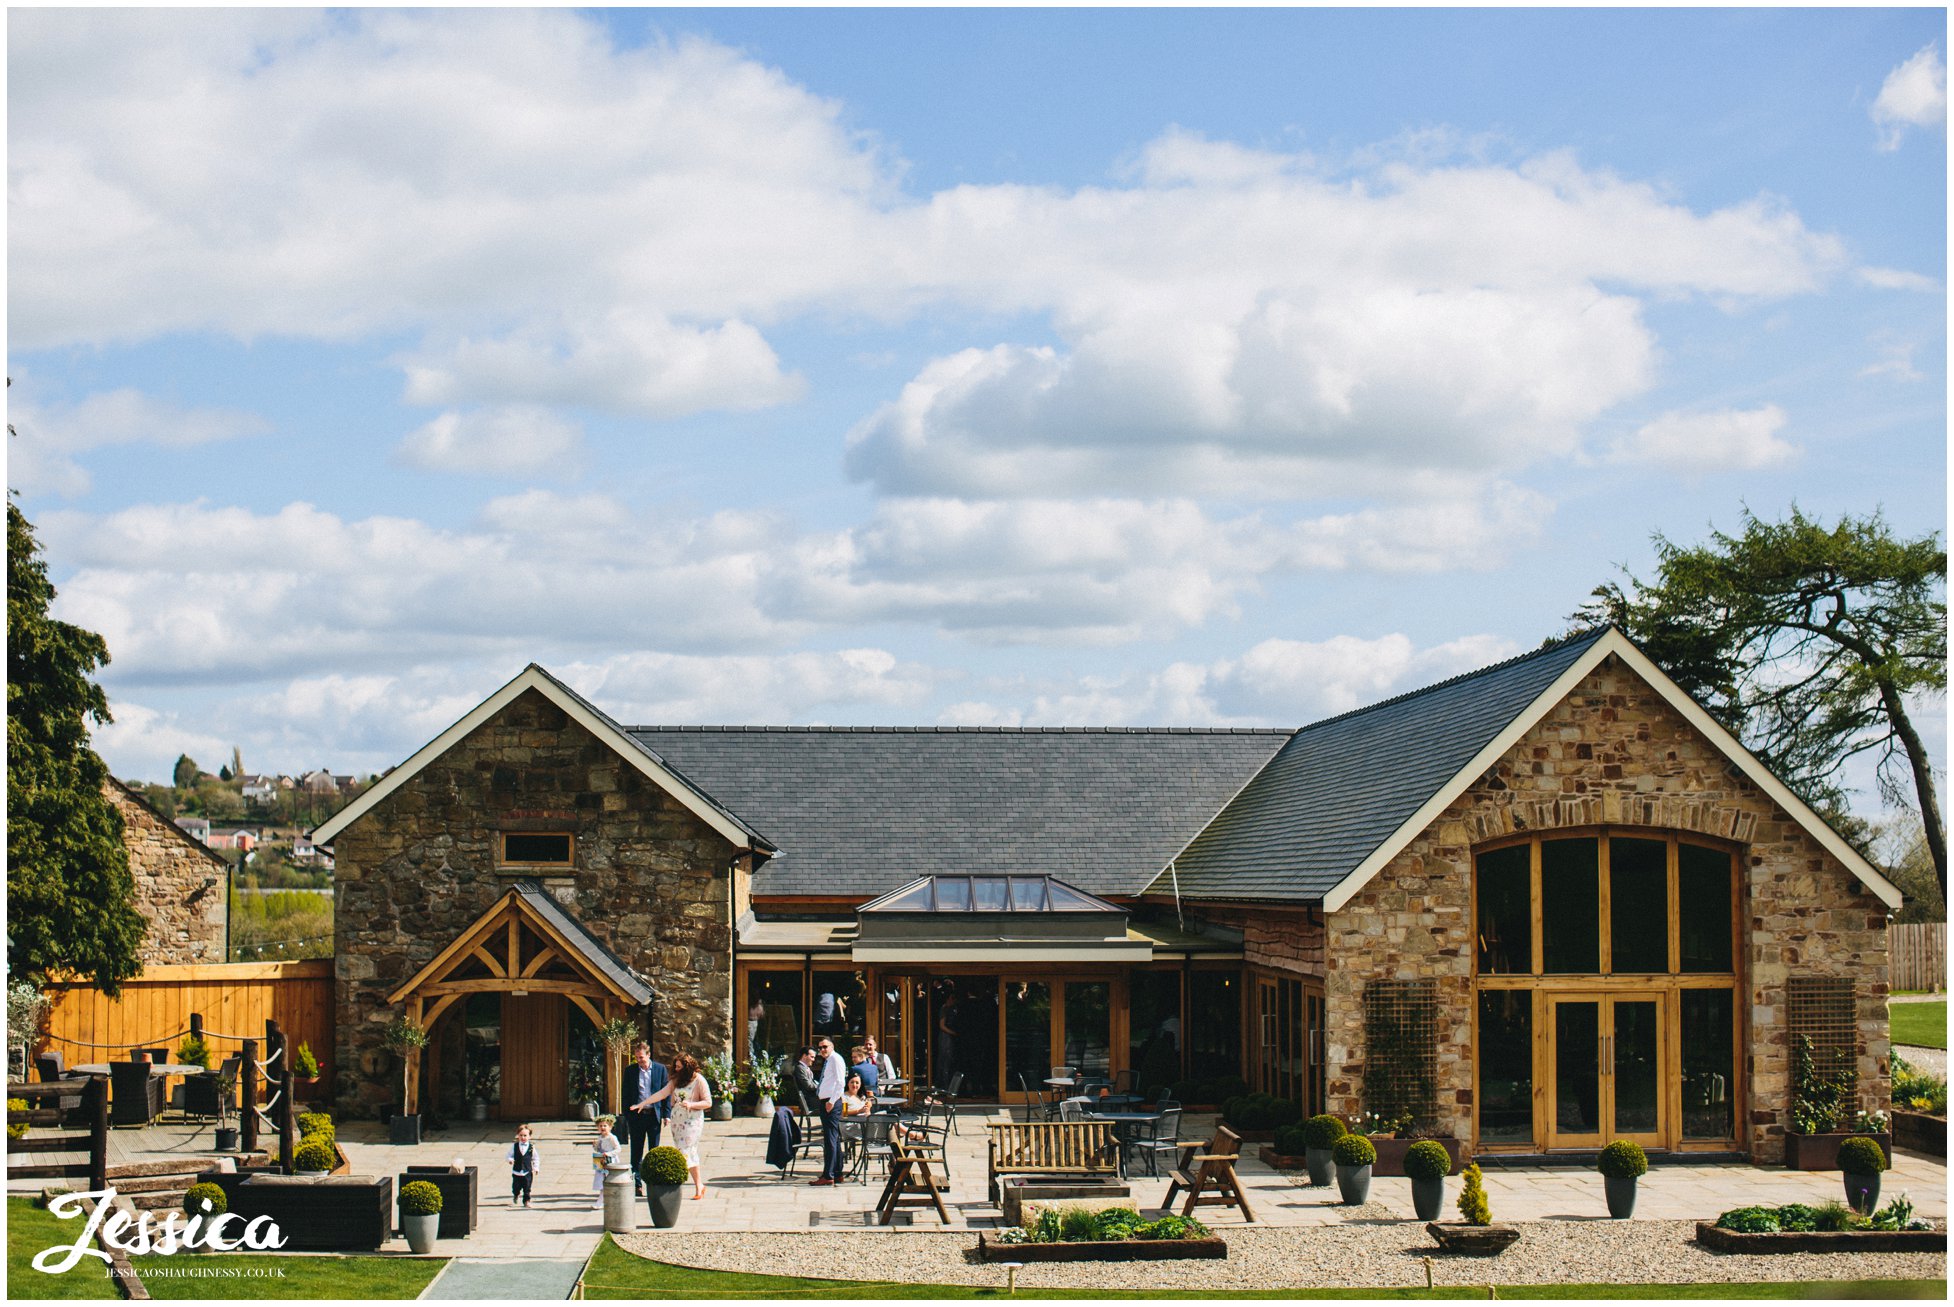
[108,1173,194,1195]
[128,1189,192,1211]
[107,1152,268,1180]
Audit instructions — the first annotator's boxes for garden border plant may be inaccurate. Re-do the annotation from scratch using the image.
[977,1206,1225,1262]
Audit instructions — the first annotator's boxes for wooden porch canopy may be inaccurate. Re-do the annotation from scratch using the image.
[385,879,655,1115]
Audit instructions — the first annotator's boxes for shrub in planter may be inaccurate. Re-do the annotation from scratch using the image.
[399,1179,443,1254]
[1301,1113,1346,1186]
[1134,1213,1208,1240]
[1092,1208,1148,1241]
[1058,1207,1100,1242]
[183,1182,227,1218]
[176,1035,212,1070]
[7,1097,29,1141]
[1838,1135,1887,1214]
[1774,1203,1819,1233]
[1715,1205,1780,1234]
[1597,1139,1647,1219]
[1331,1131,1375,1205]
[293,1042,321,1081]
[1403,1138,1452,1221]
[292,1138,336,1174]
[1812,1200,1866,1232]
[640,1145,690,1228]
[1271,1123,1309,1157]
[296,1112,334,1143]
[1220,1092,1302,1132]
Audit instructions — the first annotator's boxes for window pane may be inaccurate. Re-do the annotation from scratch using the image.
[1003,980,1052,1098]
[1476,844,1532,974]
[1554,1000,1601,1134]
[935,878,970,911]
[746,970,803,1060]
[970,877,1008,911]
[503,832,571,863]
[1609,837,1669,973]
[1063,982,1112,1083]
[1680,988,1736,1139]
[1128,972,1182,1099]
[1476,990,1532,1144]
[1188,971,1241,1082]
[1678,844,1735,973]
[1612,1000,1660,1134]
[1541,838,1600,974]
[810,970,866,1049]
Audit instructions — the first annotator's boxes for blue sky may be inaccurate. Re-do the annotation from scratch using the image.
[7,8,1945,823]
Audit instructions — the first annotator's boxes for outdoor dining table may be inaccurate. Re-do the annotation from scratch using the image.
[71,1063,207,1078]
[1084,1109,1166,1178]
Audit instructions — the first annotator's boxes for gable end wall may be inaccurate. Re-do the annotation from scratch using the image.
[1324,654,1888,1162]
[332,689,736,1115]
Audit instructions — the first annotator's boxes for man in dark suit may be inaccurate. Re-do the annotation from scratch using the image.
[621,1040,671,1192]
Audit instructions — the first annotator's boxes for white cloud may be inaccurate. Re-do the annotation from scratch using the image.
[1604,405,1797,476]
[941,631,1521,727]
[11,12,1852,501]
[562,648,938,723]
[1872,44,1947,150]
[395,406,586,478]
[88,699,234,786]
[400,309,803,417]
[1858,265,1941,293]
[7,386,270,497]
[1859,339,1925,383]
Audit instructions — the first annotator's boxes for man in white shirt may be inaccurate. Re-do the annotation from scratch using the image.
[810,1037,847,1184]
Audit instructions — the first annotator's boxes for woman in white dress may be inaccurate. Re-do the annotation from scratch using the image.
[665,1053,712,1200]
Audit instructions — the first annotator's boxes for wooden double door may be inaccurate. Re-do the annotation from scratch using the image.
[1544,993,1663,1149]
[499,993,568,1120]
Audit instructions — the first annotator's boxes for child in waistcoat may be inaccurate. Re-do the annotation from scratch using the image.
[506,1123,540,1206]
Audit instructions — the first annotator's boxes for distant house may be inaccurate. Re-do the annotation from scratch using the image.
[173,816,212,845]
[240,774,280,803]
[206,829,258,853]
[301,769,343,795]
[293,834,335,869]
[108,778,227,965]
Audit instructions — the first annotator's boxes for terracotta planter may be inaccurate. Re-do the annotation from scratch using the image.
[1371,1136,1464,1177]
[1782,1131,1892,1171]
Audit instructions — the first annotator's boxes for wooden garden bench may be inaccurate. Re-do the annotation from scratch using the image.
[986,1119,1119,1202]
[1162,1124,1255,1222]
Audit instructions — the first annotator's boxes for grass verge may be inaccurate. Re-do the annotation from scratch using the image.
[1891,1000,1947,1051]
[9,1197,444,1300]
[581,1238,1944,1300]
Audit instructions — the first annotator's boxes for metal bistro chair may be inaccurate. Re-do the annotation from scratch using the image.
[1126,1107,1183,1179]
[109,1060,165,1127]
[901,1098,954,1181]
[853,1113,898,1184]
[926,1072,964,1134]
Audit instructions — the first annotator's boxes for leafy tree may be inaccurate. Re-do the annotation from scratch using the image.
[173,753,202,791]
[1581,507,1946,897]
[218,762,233,782]
[7,498,146,993]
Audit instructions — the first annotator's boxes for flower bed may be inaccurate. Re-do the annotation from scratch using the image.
[978,1208,1223,1261]
[1257,1146,1307,1170]
[976,1232,1226,1262]
[1694,1222,1944,1254]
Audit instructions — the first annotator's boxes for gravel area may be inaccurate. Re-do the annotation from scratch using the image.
[615,1222,1945,1292]
[1897,1044,1947,1078]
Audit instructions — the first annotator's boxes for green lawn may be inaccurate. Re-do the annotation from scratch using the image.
[1892,1000,1948,1050]
[8,1198,443,1300]
[581,1238,1944,1301]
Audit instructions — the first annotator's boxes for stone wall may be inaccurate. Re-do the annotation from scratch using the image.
[1189,903,1325,976]
[332,689,737,1117]
[106,779,227,965]
[1324,653,1889,1161]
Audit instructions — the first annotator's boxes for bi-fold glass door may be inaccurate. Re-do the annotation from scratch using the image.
[1546,994,1663,1149]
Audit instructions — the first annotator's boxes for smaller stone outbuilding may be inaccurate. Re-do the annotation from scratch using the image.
[105,776,229,965]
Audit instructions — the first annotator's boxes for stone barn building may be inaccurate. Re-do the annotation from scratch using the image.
[106,776,229,965]
[315,626,1897,1161]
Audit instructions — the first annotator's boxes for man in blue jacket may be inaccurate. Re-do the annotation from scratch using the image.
[621,1040,671,1192]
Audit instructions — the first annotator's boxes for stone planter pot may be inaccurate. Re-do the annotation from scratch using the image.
[1304,1146,1334,1187]
[710,1100,734,1122]
[1783,1131,1892,1171]
[1411,1175,1445,1221]
[1604,1175,1637,1219]
[401,1212,439,1255]
[389,1113,422,1146]
[1335,1162,1372,1206]
[1427,1223,1521,1255]
[646,1182,685,1228]
[1372,1136,1464,1177]
[1843,1170,1881,1215]
[753,1095,775,1119]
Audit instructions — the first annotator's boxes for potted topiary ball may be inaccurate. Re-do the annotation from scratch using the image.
[1403,1138,1453,1221]
[398,1179,444,1254]
[640,1145,690,1228]
[1302,1113,1347,1187]
[1332,1132,1376,1206]
[182,1182,226,1250]
[292,1136,336,1177]
[1837,1136,1886,1215]
[1597,1140,1647,1218]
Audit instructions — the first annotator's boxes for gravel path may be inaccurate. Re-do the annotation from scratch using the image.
[1897,1044,1947,1078]
[615,1222,1944,1292]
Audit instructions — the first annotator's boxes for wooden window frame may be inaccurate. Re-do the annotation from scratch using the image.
[497,831,576,869]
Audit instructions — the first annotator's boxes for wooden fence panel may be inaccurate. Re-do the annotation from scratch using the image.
[39,960,334,1079]
[1891,922,1946,994]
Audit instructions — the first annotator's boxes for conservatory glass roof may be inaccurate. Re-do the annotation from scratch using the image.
[858,874,1122,915]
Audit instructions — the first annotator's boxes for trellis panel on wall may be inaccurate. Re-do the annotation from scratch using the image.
[1362,977,1439,1123]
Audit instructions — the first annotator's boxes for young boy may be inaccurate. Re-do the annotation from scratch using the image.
[590,1115,621,1210]
[506,1123,539,1207]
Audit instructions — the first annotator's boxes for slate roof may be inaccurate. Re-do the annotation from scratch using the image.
[623,727,1291,899]
[1160,627,1613,903]
[511,879,656,1005]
